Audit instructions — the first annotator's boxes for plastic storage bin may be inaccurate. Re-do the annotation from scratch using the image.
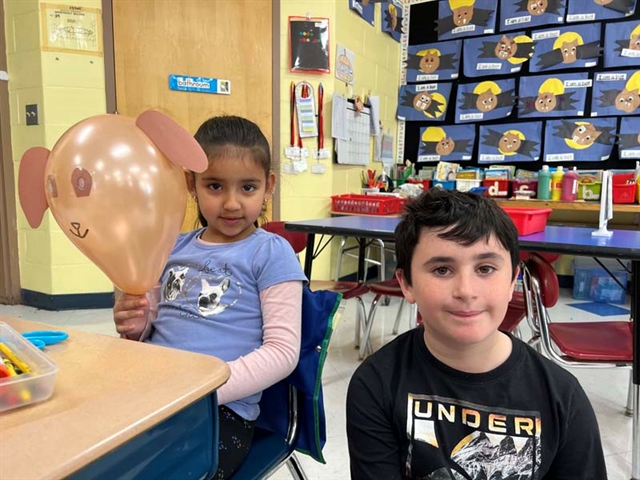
[612,173,637,204]
[577,181,601,201]
[511,180,538,199]
[456,179,482,192]
[501,207,552,236]
[0,322,59,412]
[432,180,455,190]
[572,268,628,304]
[331,194,406,215]
[483,179,510,197]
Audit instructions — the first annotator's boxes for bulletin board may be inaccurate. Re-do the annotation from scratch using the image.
[336,100,373,165]
[397,0,640,172]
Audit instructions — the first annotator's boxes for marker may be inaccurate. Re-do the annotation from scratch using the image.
[0,343,31,374]
[2,358,18,376]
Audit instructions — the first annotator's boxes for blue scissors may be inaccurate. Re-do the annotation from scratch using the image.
[22,330,69,350]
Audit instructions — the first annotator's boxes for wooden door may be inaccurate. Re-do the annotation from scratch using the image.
[111,0,275,228]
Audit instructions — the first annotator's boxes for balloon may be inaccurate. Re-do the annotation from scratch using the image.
[18,111,208,295]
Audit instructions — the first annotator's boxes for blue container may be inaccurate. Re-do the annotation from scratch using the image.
[573,267,628,304]
[572,267,592,300]
[432,180,456,190]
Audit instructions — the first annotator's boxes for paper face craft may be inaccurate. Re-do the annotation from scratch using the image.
[406,40,461,82]
[382,0,404,42]
[479,121,542,163]
[499,0,566,31]
[618,116,640,159]
[530,24,602,73]
[463,31,534,77]
[455,79,517,123]
[436,0,497,40]
[418,125,476,162]
[544,117,617,161]
[605,20,640,68]
[592,70,640,116]
[397,83,453,121]
[566,0,637,22]
[519,72,590,118]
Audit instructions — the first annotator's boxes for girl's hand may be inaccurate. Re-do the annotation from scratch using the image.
[113,293,149,339]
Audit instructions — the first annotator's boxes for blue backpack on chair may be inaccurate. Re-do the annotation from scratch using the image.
[230,286,342,479]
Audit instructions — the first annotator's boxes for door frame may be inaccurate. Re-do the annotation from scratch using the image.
[101,0,281,219]
[0,0,22,304]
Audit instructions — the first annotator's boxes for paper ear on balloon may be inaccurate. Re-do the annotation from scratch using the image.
[18,146,51,228]
[136,110,208,173]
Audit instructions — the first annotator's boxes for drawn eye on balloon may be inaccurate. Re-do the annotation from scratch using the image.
[18,110,208,295]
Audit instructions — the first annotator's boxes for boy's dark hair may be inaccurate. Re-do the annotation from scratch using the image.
[193,116,271,227]
[395,189,519,285]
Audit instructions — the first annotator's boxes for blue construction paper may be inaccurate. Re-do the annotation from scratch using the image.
[568,302,630,316]
[418,124,476,162]
[566,0,637,22]
[544,117,617,162]
[350,0,375,26]
[437,0,497,40]
[499,0,566,32]
[518,72,590,118]
[397,83,453,122]
[455,78,516,123]
[478,121,542,163]
[604,20,640,68]
[530,24,602,73]
[591,69,640,117]
[618,116,640,159]
[463,31,534,77]
[381,0,403,42]
[406,40,461,82]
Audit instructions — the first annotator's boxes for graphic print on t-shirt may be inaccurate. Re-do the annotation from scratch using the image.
[405,394,541,479]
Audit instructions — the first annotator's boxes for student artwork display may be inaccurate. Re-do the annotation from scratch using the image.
[530,24,602,73]
[479,121,542,162]
[592,69,640,116]
[618,116,640,158]
[566,0,637,22]
[518,72,590,117]
[463,31,534,77]
[604,20,640,68]
[289,18,330,73]
[382,0,403,42]
[406,40,461,82]
[544,117,617,161]
[455,79,516,122]
[397,83,453,121]
[499,0,566,31]
[350,0,375,26]
[436,0,498,40]
[418,125,475,162]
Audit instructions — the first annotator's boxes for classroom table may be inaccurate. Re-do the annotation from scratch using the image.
[285,216,640,479]
[0,316,230,480]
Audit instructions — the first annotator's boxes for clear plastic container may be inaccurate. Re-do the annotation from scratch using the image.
[0,322,59,412]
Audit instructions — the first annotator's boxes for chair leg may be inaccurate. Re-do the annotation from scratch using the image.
[626,370,634,417]
[334,237,348,281]
[392,298,406,335]
[512,325,523,340]
[285,453,309,480]
[360,294,382,359]
[354,297,367,349]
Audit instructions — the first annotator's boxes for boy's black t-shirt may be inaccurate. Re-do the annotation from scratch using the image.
[346,327,606,480]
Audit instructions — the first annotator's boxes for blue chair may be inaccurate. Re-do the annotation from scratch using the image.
[229,286,342,479]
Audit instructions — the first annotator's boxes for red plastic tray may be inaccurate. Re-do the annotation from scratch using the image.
[331,194,406,215]
[501,207,552,236]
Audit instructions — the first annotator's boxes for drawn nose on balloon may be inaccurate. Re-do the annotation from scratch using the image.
[71,167,92,197]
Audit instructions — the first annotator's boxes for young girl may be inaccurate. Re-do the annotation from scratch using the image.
[113,116,307,479]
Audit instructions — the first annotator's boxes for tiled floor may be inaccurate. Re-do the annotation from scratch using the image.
[0,289,633,479]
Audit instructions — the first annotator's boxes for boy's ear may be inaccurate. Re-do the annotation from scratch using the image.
[396,268,416,304]
[509,265,521,300]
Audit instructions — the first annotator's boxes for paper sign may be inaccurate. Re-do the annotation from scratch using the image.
[41,3,102,55]
[168,75,231,95]
[336,44,355,85]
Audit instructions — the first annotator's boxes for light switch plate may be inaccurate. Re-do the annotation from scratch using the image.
[26,104,38,126]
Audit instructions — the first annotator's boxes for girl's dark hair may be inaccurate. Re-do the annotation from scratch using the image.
[192,116,271,228]
[395,189,519,285]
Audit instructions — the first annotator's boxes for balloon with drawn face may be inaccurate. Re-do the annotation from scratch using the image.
[18,111,208,295]
[615,88,640,113]
[527,0,548,15]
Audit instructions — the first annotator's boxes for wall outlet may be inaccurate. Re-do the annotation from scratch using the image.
[25,104,38,126]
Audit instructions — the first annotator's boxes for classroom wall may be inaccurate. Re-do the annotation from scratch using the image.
[6,0,111,298]
[279,0,401,280]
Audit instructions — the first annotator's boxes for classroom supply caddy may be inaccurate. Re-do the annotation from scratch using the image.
[0,322,59,412]
[331,194,406,215]
[501,207,552,236]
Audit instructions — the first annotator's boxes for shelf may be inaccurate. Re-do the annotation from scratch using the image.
[495,198,640,214]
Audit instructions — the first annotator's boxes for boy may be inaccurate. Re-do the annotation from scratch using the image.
[346,189,606,479]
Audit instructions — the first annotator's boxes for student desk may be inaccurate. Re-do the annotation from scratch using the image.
[285,216,640,478]
[0,316,230,480]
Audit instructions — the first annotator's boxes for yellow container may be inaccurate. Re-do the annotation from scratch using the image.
[551,166,564,201]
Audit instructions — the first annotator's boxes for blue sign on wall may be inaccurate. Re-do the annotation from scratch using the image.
[168,75,231,95]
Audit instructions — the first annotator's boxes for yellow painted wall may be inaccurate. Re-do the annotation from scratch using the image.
[279,0,401,280]
[7,0,111,295]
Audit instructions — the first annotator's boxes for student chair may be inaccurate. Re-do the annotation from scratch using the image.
[521,252,633,415]
[261,221,370,351]
[230,287,342,479]
[334,237,392,283]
